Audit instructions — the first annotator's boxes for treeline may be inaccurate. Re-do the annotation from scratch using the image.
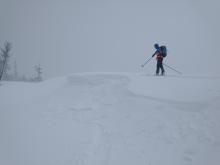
[0,41,43,82]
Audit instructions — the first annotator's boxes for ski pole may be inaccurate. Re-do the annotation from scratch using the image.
[163,63,182,75]
[141,56,153,68]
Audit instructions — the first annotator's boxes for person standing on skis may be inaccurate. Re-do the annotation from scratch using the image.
[152,43,166,75]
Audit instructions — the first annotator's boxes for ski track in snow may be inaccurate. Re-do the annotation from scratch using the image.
[1,73,220,165]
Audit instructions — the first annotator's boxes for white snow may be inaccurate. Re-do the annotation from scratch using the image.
[1,73,220,165]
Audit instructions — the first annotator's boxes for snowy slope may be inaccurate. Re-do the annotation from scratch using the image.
[0,73,220,165]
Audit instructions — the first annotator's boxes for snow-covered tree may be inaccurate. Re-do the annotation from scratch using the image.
[14,60,18,80]
[0,42,12,81]
[34,64,43,81]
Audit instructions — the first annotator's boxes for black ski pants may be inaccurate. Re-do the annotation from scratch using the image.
[156,61,165,75]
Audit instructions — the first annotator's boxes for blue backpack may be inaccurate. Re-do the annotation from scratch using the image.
[160,46,167,57]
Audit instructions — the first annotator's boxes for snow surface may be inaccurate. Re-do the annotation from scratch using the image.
[1,73,220,165]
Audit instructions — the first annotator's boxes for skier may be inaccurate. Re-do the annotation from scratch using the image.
[152,43,166,76]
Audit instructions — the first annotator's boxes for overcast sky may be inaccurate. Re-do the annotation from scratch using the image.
[0,0,219,79]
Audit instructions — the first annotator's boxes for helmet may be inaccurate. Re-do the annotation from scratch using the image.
[154,43,159,50]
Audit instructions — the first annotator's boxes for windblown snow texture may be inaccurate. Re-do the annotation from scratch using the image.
[0,73,220,165]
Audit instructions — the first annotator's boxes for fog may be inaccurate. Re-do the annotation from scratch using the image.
[0,0,219,79]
